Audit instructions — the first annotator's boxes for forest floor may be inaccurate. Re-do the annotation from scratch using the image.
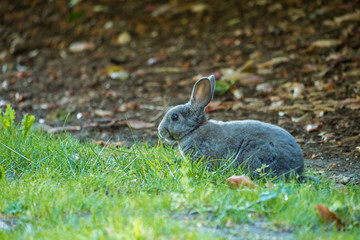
[1,0,360,180]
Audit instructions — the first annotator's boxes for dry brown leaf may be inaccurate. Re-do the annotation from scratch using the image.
[315,204,345,230]
[69,42,95,52]
[127,120,155,129]
[226,174,258,188]
[341,97,360,110]
[117,32,131,45]
[45,125,81,133]
[299,64,317,73]
[190,3,210,13]
[17,71,30,78]
[230,88,243,99]
[117,101,139,112]
[205,101,225,113]
[94,109,113,117]
[305,124,321,133]
[239,59,256,72]
[205,101,235,113]
[311,39,341,48]
[135,23,148,36]
[322,81,337,91]
[334,11,360,24]
[238,74,264,86]
[257,56,289,69]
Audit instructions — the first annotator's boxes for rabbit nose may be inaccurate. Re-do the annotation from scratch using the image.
[157,124,167,136]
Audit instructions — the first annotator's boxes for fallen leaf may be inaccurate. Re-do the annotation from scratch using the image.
[326,53,345,63]
[230,88,243,99]
[218,68,263,95]
[299,64,317,73]
[227,18,240,26]
[334,11,360,24]
[17,71,30,78]
[315,204,345,230]
[221,38,238,47]
[135,23,148,36]
[190,3,209,13]
[257,56,289,69]
[69,42,95,52]
[311,39,341,48]
[322,81,337,91]
[215,81,232,95]
[68,10,86,22]
[205,101,224,113]
[15,92,25,102]
[44,125,81,133]
[117,101,139,112]
[238,74,264,86]
[147,57,165,65]
[239,59,256,72]
[226,174,258,188]
[117,32,131,45]
[108,70,129,80]
[127,120,155,129]
[356,146,360,153]
[305,124,321,132]
[249,51,262,60]
[94,109,113,117]
[104,66,123,74]
[104,66,129,80]
[39,103,62,110]
[205,101,236,113]
[256,82,274,93]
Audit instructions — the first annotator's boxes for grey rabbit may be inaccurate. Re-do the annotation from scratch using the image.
[158,75,304,179]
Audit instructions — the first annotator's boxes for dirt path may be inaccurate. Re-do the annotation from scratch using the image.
[1,0,359,181]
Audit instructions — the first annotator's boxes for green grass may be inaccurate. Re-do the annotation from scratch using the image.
[0,125,359,239]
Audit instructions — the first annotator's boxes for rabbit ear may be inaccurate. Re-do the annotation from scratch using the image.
[190,75,215,110]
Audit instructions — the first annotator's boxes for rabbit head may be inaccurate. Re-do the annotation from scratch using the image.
[158,75,215,143]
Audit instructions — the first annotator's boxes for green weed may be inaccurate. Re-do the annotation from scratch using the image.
[0,104,15,131]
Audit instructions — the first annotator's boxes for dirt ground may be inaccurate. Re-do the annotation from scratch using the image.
[1,0,360,181]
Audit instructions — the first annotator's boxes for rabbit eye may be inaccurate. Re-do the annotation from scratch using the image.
[171,113,179,121]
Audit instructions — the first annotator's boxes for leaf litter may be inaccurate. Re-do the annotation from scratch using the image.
[0,0,359,187]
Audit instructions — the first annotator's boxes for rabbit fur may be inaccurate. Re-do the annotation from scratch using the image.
[158,75,304,178]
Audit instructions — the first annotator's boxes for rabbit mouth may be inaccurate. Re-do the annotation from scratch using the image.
[158,128,176,143]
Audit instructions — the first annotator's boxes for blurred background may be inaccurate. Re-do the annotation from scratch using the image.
[1,0,360,176]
